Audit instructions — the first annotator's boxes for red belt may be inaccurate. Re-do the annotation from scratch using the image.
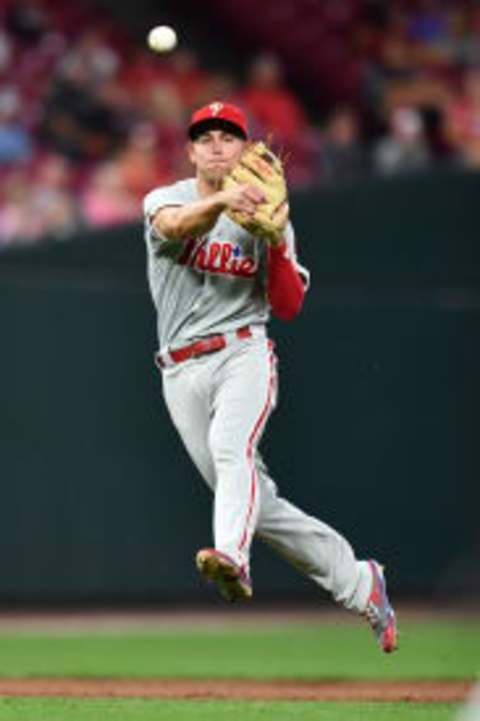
[157,326,253,369]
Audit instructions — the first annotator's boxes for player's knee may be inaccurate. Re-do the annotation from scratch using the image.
[209,432,245,472]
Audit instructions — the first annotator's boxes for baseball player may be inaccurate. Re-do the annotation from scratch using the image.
[143,102,397,653]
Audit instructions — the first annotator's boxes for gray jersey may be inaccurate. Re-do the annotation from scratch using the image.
[143,178,309,352]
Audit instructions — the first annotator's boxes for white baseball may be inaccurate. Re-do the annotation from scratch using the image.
[147,25,178,53]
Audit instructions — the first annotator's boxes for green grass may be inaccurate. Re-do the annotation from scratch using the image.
[0,618,474,720]
[0,620,477,679]
[0,699,461,721]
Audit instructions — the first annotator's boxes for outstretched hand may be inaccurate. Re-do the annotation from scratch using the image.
[220,183,266,217]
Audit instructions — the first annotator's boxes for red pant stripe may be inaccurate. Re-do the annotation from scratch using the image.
[238,350,276,553]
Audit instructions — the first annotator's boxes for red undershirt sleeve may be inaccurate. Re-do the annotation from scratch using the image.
[267,240,306,321]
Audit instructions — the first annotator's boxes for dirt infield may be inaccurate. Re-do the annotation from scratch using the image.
[0,678,471,702]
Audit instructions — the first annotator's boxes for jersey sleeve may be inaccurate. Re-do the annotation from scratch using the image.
[283,222,310,290]
[143,185,185,247]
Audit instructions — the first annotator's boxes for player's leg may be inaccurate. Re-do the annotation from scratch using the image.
[254,454,398,651]
[162,358,255,602]
[253,455,371,611]
[161,361,216,489]
[207,338,277,579]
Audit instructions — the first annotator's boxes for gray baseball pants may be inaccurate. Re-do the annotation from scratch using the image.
[161,328,372,612]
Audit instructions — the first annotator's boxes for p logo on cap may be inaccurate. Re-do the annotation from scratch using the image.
[188,102,248,140]
[209,102,224,116]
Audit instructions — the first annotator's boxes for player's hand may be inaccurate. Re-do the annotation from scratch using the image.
[219,184,266,217]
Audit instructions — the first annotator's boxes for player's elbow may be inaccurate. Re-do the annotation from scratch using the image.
[271,294,304,321]
[269,277,306,320]
[153,207,185,240]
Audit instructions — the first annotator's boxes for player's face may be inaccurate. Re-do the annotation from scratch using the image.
[188,130,245,185]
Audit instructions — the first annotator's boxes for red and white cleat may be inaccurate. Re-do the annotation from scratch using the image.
[364,560,398,653]
[195,548,252,603]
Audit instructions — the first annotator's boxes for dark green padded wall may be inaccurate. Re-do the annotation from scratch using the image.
[0,171,478,602]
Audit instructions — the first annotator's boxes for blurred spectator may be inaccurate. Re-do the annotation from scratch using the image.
[403,0,477,72]
[30,155,80,239]
[373,106,432,175]
[59,30,120,87]
[1,0,480,250]
[446,67,480,168]
[145,78,185,128]
[421,105,456,162]
[241,54,308,142]
[82,162,138,227]
[146,83,186,179]
[462,7,480,67]
[240,53,317,186]
[0,30,13,74]
[164,49,209,110]
[319,106,367,184]
[121,49,162,102]
[0,171,42,246]
[5,0,49,46]
[383,67,451,120]
[372,2,451,117]
[116,122,172,201]
[40,55,124,161]
[407,0,452,63]
[416,2,473,67]
[194,71,238,109]
[377,5,419,82]
[0,87,33,164]
[407,0,449,44]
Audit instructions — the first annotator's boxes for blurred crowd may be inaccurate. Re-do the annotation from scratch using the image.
[1,0,480,248]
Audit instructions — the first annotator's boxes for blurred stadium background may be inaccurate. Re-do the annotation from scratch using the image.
[0,0,479,608]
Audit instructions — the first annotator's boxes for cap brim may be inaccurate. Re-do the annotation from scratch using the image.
[188,117,247,141]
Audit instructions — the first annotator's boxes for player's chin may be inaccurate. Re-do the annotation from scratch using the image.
[205,167,229,185]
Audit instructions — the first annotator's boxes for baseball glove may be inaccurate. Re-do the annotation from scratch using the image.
[223,141,288,244]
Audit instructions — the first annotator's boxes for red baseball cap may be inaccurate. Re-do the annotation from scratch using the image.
[188,102,248,141]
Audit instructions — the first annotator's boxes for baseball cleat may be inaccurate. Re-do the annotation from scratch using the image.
[195,548,252,603]
[364,560,398,653]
